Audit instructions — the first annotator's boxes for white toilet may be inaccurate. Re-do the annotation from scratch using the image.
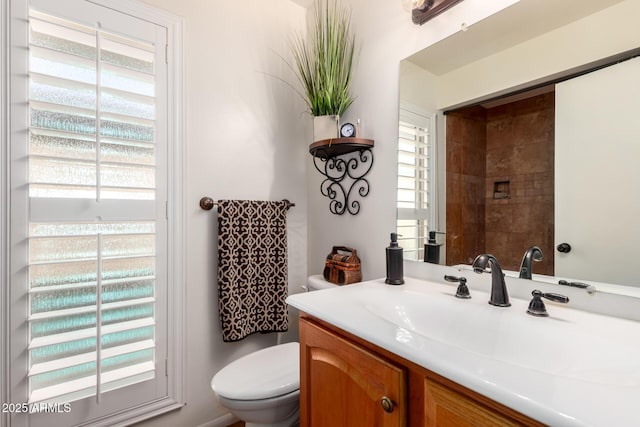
[211,275,335,427]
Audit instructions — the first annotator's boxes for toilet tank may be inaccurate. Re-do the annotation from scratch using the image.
[306,275,337,292]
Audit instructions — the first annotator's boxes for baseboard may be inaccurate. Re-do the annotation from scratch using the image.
[196,412,239,427]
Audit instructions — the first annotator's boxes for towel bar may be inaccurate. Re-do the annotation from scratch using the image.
[199,197,295,211]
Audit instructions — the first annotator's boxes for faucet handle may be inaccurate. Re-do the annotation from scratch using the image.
[558,279,596,294]
[527,290,569,317]
[443,275,471,299]
[540,292,570,304]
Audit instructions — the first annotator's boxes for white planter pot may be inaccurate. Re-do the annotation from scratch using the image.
[313,115,339,142]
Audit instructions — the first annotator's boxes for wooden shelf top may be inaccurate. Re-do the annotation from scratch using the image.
[309,138,374,159]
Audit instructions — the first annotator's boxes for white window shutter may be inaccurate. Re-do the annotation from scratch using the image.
[396,105,436,261]
[7,0,185,425]
[26,9,161,405]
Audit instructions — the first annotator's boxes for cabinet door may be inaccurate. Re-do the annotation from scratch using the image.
[300,318,406,427]
[418,376,537,427]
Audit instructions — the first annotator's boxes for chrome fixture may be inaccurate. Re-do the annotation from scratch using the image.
[527,290,569,317]
[519,246,543,279]
[472,254,510,307]
[444,275,471,299]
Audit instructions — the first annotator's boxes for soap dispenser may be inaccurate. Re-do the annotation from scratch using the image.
[385,233,405,285]
[424,230,443,264]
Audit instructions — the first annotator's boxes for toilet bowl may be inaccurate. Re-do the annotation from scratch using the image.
[211,275,336,427]
[215,391,300,427]
[211,342,300,427]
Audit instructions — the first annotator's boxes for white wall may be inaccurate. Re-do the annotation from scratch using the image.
[135,1,309,426]
[399,60,437,111]
[125,0,640,425]
[306,0,519,280]
[435,0,640,108]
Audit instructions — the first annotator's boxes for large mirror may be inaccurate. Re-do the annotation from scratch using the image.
[396,0,640,291]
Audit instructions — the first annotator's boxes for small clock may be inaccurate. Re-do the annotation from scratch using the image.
[340,122,356,138]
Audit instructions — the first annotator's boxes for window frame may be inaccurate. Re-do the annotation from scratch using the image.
[1,0,9,424]
[1,0,185,425]
[396,101,437,261]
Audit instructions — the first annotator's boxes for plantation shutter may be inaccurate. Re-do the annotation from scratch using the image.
[396,106,435,261]
[25,6,166,406]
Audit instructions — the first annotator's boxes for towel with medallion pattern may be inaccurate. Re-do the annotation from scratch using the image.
[217,200,291,342]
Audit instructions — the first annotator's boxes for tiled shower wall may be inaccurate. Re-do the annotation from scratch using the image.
[446,93,555,274]
[446,106,487,266]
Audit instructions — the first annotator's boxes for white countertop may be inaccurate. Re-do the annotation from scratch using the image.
[287,275,640,427]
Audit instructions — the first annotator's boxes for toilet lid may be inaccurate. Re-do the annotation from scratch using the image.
[211,342,299,400]
[307,274,337,290]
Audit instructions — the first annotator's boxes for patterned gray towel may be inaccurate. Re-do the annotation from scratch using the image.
[217,200,291,342]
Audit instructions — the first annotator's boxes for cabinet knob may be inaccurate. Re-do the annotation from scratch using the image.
[381,396,395,413]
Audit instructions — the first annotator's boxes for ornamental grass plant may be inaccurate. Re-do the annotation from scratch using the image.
[289,0,357,117]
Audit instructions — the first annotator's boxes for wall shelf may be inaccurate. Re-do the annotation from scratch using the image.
[309,138,375,215]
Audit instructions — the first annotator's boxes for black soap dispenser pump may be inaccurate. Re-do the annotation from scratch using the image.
[385,233,405,285]
[424,230,443,264]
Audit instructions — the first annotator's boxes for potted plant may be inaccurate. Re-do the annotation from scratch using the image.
[289,0,358,141]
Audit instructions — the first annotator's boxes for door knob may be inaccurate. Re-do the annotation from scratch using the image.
[381,396,395,413]
[557,243,572,253]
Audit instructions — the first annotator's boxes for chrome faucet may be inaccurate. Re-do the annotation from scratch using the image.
[519,246,543,279]
[472,254,511,307]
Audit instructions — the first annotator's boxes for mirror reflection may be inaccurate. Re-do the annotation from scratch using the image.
[444,89,555,276]
[396,0,640,290]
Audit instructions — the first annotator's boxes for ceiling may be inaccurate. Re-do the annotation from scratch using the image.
[407,0,625,75]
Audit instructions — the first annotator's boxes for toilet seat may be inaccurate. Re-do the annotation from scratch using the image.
[212,342,299,400]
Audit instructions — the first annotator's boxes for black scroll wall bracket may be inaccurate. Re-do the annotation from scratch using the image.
[309,138,375,215]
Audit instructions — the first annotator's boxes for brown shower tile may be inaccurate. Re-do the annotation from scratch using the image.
[513,142,551,174]
[464,145,487,177]
[447,139,463,174]
[446,202,463,231]
[447,173,463,204]
[446,114,464,143]
[446,91,556,276]
[462,203,484,225]
[511,204,534,233]
[485,204,513,230]
[486,117,514,150]
[512,111,554,145]
[463,175,485,204]
[486,146,514,177]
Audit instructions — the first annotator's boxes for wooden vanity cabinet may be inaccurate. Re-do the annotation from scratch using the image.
[299,315,544,427]
[299,316,406,426]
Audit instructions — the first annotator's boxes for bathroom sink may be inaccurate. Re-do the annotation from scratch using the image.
[287,271,640,426]
[362,284,640,387]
